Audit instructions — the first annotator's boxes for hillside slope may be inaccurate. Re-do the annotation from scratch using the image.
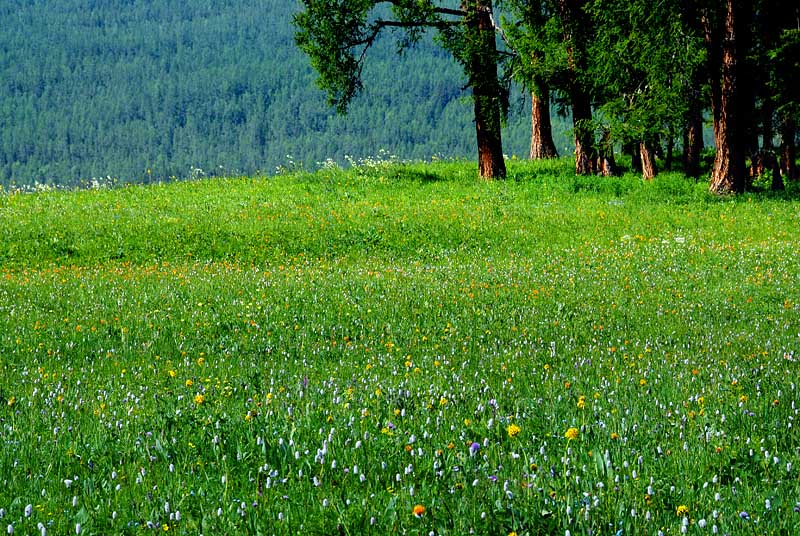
[0,1,572,187]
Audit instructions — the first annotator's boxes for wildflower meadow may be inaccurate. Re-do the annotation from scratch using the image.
[1,159,799,534]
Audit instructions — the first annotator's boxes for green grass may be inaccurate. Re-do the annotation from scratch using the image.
[1,158,799,534]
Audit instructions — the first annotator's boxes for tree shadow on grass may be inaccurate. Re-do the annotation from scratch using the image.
[384,166,451,183]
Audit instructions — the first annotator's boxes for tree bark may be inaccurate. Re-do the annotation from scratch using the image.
[706,0,749,194]
[750,99,784,190]
[779,116,797,181]
[769,154,784,191]
[597,129,618,176]
[625,140,642,174]
[465,0,506,179]
[572,94,595,175]
[665,132,675,172]
[683,96,704,178]
[641,141,657,180]
[558,0,595,175]
[530,84,559,159]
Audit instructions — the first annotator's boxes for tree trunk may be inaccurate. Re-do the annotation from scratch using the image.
[625,140,642,173]
[530,84,559,159]
[768,153,784,191]
[641,141,657,180]
[572,95,595,175]
[665,132,675,172]
[707,0,749,194]
[779,116,797,180]
[465,0,506,179]
[750,100,785,190]
[683,97,704,178]
[558,0,595,175]
[597,129,618,176]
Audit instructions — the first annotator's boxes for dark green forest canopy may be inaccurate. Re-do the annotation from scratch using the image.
[0,0,568,187]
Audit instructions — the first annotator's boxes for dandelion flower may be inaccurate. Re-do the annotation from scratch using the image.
[677,505,689,516]
[564,427,579,441]
[194,394,205,405]
[507,423,521,438]
[412,504,426,517]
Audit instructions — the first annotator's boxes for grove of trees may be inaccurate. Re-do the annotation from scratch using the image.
[296,0,800,192]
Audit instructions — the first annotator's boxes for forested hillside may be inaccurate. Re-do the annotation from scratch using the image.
[0,1,566,187]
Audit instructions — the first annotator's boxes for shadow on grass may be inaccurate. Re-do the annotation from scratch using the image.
[398,169,449,182]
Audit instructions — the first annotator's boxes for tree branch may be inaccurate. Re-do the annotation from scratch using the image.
[375,1,466,17]
[489,10,518,58]
[433,7,468,17]
[375,19,461,29]
[346,17,459,49]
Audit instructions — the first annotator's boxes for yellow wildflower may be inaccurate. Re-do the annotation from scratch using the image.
[564,427,579,441]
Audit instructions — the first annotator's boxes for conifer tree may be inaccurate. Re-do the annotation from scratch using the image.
[294,0,508,178]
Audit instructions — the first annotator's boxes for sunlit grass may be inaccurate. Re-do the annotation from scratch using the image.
[1,158,799,534]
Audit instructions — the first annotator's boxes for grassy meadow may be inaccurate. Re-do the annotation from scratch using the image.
[1,158,799,535]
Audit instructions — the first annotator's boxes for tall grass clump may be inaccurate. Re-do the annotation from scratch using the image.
[1,158,799,534]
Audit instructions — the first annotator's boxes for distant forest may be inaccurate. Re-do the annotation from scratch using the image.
[0,1,571,187]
